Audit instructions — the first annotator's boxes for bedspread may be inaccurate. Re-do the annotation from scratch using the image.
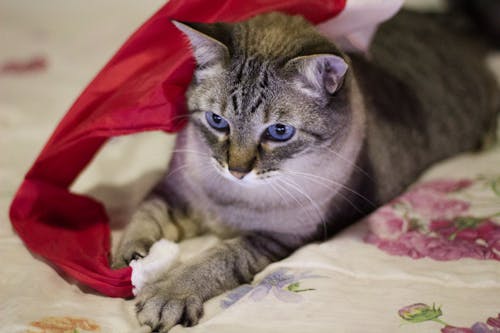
[1,1,499,332]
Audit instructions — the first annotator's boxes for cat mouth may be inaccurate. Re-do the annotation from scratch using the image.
[220,168,274,186]
[228,169,248,180]
[224,169,257,183]
[210,158,276,184]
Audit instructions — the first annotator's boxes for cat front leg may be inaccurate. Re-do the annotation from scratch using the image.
[112,195,201,268]
[135,233,300,332]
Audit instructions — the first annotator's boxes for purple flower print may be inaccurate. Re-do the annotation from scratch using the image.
[470,322,500,333]
[220,285,253,308]
[220,268,320,308]
[442,322,500,333]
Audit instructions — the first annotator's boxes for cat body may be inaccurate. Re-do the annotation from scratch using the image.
[114,11,499,331]
[359,11,498,201]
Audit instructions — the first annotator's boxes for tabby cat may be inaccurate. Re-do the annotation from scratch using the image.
[113,10,499,332]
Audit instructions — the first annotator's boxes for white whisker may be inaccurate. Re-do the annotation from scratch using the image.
[284,171,364,215]
[278,177,328,240]
[165,164,191,180]
[169,113,194,122]
[323,147,374,181]
[265,179,288,206]
[274,179,306,210]
[283,169,376,208]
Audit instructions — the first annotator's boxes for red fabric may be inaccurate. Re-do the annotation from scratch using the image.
[9,0,346,298]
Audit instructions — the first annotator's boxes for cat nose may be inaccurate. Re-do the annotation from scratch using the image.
[229,169,249,180]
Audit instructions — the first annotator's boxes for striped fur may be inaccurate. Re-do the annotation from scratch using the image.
[114,11,499,332]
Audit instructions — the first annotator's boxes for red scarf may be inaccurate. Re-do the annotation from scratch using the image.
[9,0,345,298]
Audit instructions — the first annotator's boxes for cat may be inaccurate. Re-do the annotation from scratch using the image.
[113,10,499,332]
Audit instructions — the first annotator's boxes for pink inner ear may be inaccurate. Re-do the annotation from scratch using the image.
[324,71,339,94]
[292,55,348,97]
[323,57,348,94]
[316,0,404,53]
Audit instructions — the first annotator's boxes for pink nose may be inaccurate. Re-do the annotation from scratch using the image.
[229,170,248,180]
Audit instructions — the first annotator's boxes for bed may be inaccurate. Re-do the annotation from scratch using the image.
[1,1,499,332]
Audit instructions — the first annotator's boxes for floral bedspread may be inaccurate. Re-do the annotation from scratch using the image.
[363,175,500,333]
[366,178,500,261]
[1,0,499,332]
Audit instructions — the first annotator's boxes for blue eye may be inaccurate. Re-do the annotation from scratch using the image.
[265,123,295,142]
[205,112,229,132]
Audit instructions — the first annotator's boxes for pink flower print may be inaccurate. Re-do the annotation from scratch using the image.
[398,303,456,330]
[477,221,498,239]
[487,314,500,328]
[421,237,489,261]
[477,222,500,259]
[414,179,473,193]
[1,55,47,75]
[401,189,470,220]
[366,230,494,261]
[430,219,454,230]
[402,232,468,260]
[455,228,480,241]
[366,177,500,261]
[367,206,408,240]
[490,240,500,260]
[399,303,444,323]
[365,232,425,259]
[478,222,500,244]
[399,303,500,333]
[365,234,402,257]
[430,219,457,238]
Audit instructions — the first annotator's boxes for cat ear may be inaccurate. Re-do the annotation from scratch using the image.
[172,20,230,68]
[287,54,348,98]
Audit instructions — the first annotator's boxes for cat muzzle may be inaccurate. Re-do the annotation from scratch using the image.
[229,169,249,180]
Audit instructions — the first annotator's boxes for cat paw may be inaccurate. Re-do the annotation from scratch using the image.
[136,282,204,332]
[112,238,154,269]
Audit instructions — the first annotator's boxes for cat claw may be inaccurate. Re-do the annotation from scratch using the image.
[112,238,153,269]
[131,252,145,261]
[136,282,204,332]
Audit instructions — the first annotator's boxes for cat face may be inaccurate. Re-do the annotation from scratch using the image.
[174,13,352,186]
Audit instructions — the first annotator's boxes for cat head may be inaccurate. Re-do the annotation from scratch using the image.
[173,13,358,186]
